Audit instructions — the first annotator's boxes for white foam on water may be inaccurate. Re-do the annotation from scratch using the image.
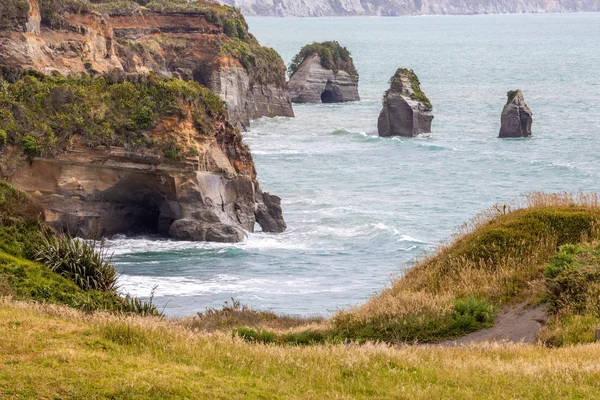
[118,274,350,298]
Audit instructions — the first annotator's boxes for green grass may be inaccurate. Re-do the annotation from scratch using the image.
[288,41,358,77]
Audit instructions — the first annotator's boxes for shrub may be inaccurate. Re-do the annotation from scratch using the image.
[545,243,600,315]
[35,235,119,292]
[22,135,39,158]
[0,180,46,259]
[0,128,8,148]
[451,297,496,332]
[289,41,357,77]
[232,327,276,344]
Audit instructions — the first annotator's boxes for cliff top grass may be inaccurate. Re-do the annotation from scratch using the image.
[0,68,233,169]
[288,41,358,77]
[391,68,432,109]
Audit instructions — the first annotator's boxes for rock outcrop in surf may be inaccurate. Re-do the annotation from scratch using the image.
[287,42,359,104]
[499,90,533,138]
[377,68,433,137]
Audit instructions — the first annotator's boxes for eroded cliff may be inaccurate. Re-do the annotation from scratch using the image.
[217,0,600,16]
[0,0,294,129]
[0,37,285,242]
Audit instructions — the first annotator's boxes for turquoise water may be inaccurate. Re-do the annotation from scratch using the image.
[110,14,600,317]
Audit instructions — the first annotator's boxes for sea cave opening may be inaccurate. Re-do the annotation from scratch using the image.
[99,181,172,237]
[321,90,339,103]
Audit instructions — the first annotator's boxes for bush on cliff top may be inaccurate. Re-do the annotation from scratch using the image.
[0,69,226,161]
[288,41,358,77]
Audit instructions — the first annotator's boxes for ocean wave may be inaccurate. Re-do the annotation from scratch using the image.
[252,149,303,155]
[106,232,310,257]
[117,274,349,298]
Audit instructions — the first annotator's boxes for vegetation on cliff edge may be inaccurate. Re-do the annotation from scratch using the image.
[0,68,229,167]
[288,41,358,77]
[390,68,432,109]
[0,0,30,30]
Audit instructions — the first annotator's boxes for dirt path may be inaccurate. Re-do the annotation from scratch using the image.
[442,303,548,346]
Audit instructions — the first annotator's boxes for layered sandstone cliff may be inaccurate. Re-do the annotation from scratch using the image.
[0,0,294,130]
[499,90,533,138]
[0,1,288,243]
[217,0,600,17]
[288,53,360,104]
[378,69,433,137]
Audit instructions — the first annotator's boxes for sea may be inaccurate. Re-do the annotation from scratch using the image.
[108,14,600,317]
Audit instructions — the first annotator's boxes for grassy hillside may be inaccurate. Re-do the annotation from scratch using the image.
[2,299,600,399]
[228,193,600,345]
[332,193,600,343]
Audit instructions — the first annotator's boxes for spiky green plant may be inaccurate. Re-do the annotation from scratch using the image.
[35,236,118,292]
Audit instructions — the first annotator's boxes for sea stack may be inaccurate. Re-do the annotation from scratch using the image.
[288,41,360,103]
[499,90,533,138]
[378,68,433,137]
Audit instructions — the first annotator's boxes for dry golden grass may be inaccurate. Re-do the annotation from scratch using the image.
[178,298,326,334]
[2,298,600,399]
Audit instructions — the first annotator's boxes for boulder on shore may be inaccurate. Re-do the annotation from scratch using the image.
[288,42,360,104]
[499,90,533,138]
[378,68,433,137]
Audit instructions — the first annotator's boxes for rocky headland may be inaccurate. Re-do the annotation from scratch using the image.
[499,90,533,138]
[287,42,359,104]
[0,0,289,243]
[0,0,294,130]
[378,68,433,137]
[217,0,600,17]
